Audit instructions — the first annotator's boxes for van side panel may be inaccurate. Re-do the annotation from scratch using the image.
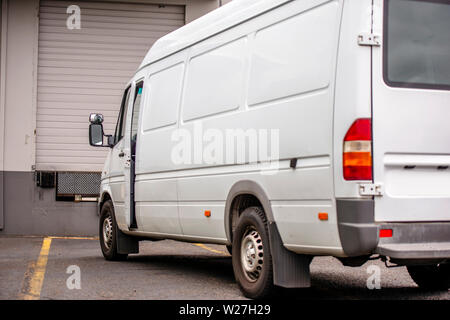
[174,0,344,254]
[135,51,187,236]
[332,0,374,257]
[183,38,246,122]
[333,0,373,199]
[132,0,347,255]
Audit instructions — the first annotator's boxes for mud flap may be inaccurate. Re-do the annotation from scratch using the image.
[115,225,139,255]
[268,221,312,288]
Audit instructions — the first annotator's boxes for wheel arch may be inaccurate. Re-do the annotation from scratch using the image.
[98,191,113,215]
[224,180,275,244]
[98,190,139,256]
[225,180,312,289]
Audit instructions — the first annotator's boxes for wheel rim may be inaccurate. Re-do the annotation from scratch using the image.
[103,215,113,250]
[240,228,264,282]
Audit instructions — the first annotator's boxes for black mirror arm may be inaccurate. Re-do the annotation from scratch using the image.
[106,135,115,148]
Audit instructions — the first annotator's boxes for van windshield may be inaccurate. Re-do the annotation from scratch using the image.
[384,0,450,90]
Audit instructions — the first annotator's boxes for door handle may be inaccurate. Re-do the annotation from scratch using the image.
[118,152,125,158]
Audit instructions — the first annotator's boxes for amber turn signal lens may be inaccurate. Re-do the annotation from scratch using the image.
[318,213,328,221]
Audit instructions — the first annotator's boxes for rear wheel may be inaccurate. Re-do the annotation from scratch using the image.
[232,207,273,299]
[407,263,450,290]
[99,200,128,261]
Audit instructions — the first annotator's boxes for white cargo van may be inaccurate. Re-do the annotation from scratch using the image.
[88,0,450,298]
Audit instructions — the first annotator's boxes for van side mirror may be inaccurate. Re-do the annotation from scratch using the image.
[89,124,105,147]
[89,113,113,147]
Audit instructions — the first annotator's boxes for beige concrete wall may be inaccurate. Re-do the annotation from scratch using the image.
[0,0,5,230]
[0,0,7,173]
[3,0,39,172]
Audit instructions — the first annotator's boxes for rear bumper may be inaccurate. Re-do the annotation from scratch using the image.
[337,199,450,263]
[376,242,450,260]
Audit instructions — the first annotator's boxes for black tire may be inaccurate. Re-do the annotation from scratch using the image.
[226,245,233,256]
[99,200,128,261]
[232,207,274,299]
[407,264,450,290]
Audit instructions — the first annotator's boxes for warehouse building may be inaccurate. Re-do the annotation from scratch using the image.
[0,0,231,236]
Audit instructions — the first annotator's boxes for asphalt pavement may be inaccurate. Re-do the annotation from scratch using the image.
[0,236,449,300]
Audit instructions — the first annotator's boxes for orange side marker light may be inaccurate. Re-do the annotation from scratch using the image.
[318,213,328,221]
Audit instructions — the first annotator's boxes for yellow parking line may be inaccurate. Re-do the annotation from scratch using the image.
[21,237,52,300]
[193,243,228,255]
[18,235,97,299]
[10,235,98,240]
[49,236,98,240]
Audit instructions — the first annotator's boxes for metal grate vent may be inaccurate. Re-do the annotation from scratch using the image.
[56,172,101,197]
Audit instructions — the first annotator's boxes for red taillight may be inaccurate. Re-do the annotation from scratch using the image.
[343,119,372,180]
[379,229,393,238]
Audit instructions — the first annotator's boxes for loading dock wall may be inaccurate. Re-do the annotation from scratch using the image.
[0,0,224,235]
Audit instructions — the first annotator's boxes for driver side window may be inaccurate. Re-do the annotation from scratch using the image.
[114,87,131,144]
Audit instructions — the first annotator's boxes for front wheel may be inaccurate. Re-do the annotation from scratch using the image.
[407,264,450,290]
[232,207,274,299]
[99,200,128,261]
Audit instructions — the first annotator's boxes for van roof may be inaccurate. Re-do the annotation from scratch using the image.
[138,0,289,70]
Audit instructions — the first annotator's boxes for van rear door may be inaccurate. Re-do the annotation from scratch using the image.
[372,0,450,222]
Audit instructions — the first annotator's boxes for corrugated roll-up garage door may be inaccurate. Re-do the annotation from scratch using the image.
[36,0,185,171]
